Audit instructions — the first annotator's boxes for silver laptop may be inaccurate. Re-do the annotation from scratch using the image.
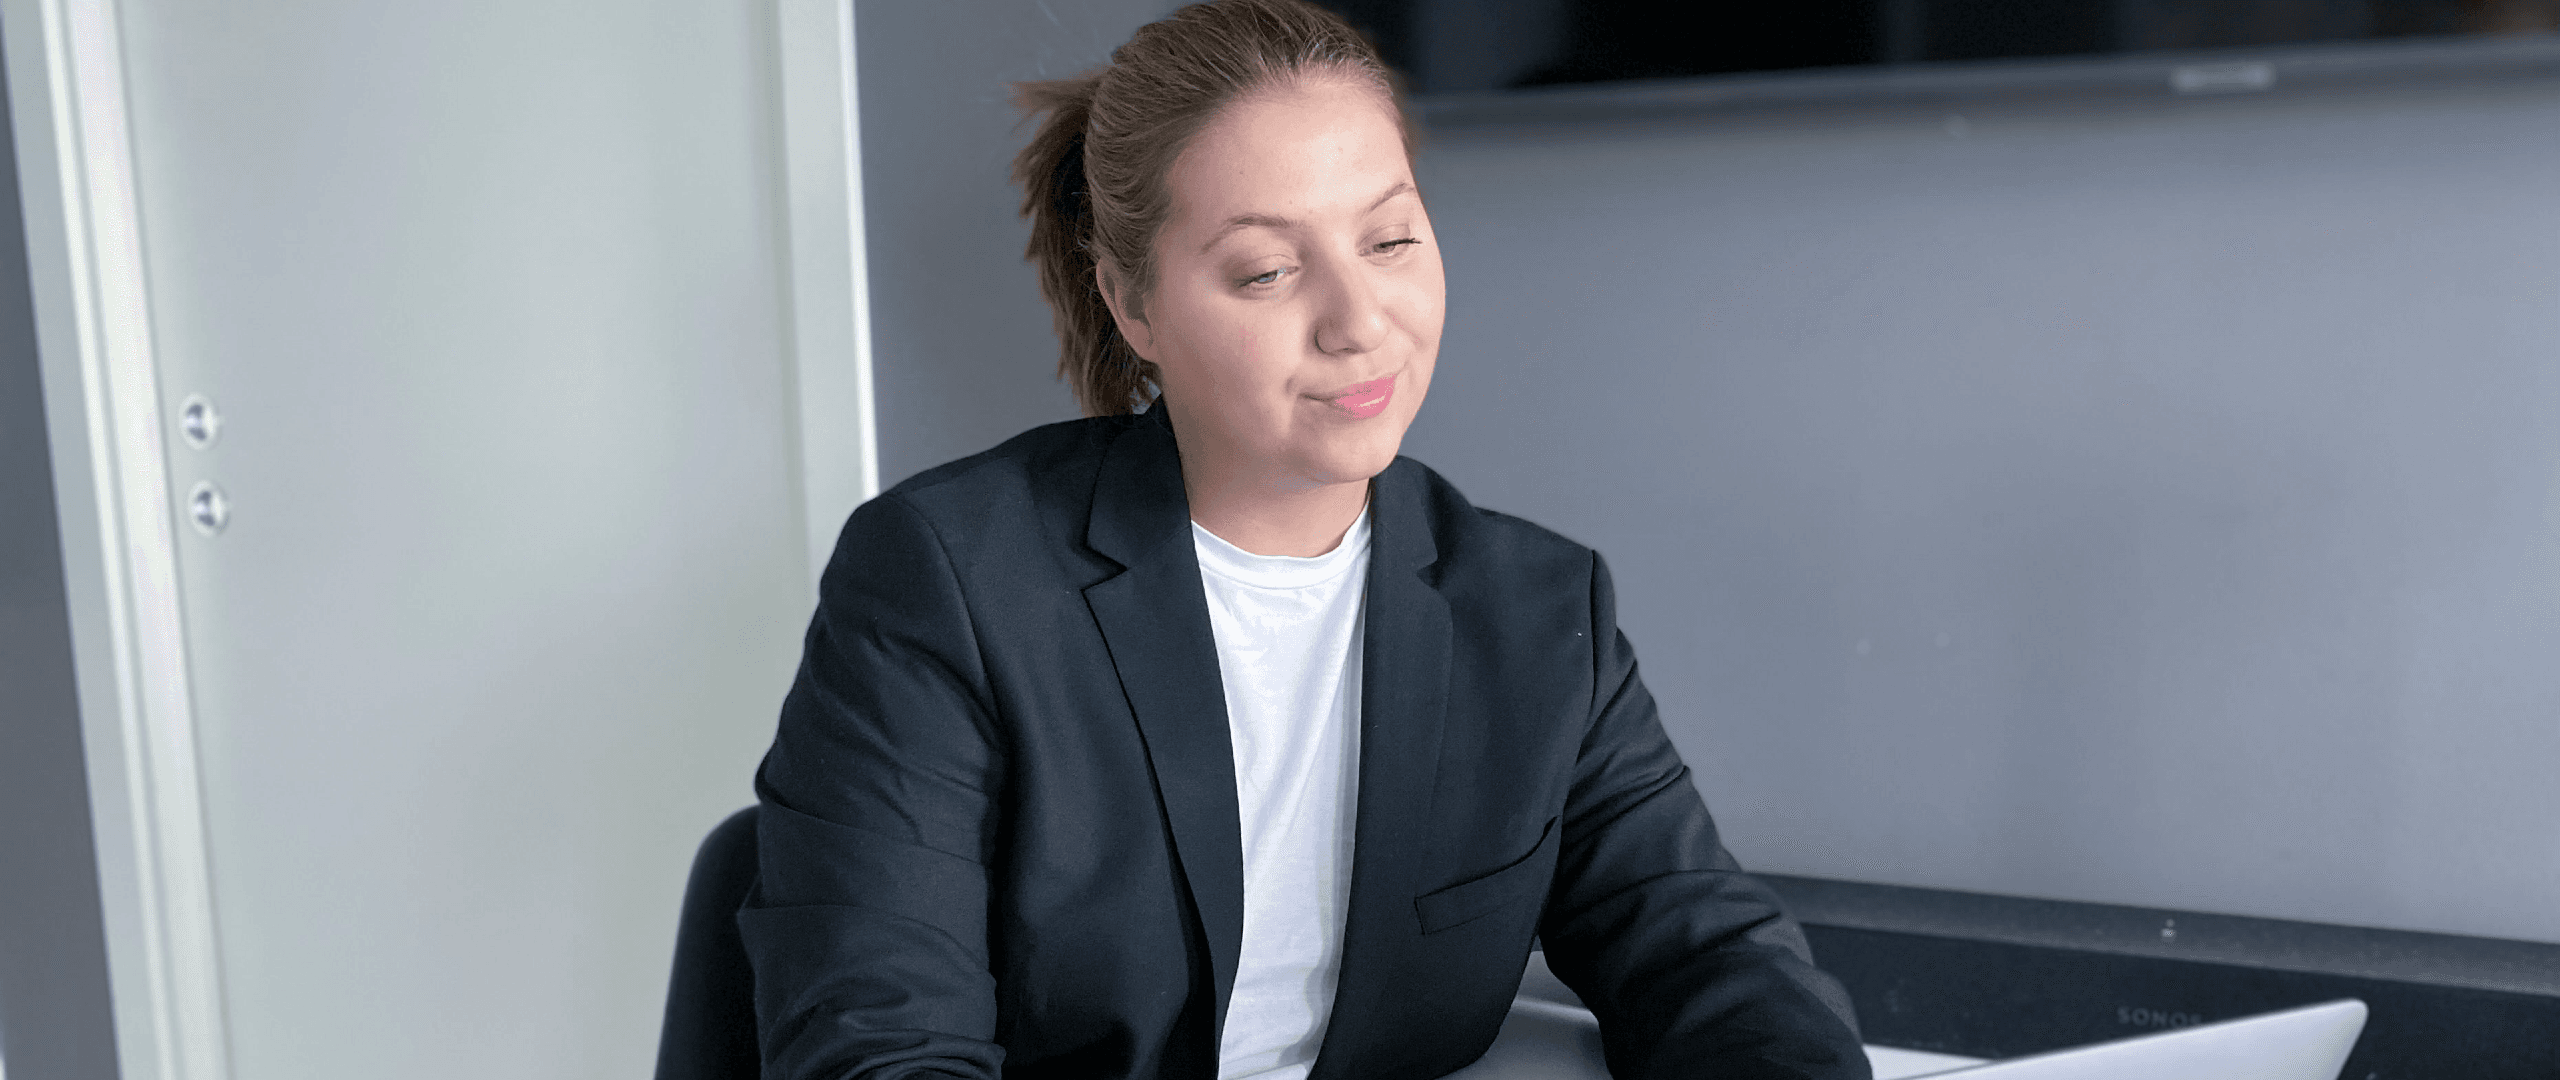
[1446,995,2367,1080]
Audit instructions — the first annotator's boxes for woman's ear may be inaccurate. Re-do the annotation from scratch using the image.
[1096,264,1156,360]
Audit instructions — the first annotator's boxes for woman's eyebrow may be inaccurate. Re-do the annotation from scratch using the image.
[1200,212,1303,253]
[1197,181,1417,253]
[1366,180,1417,211]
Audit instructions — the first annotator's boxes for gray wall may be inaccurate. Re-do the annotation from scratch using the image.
[0,24,117,1075]
[1400,73,2560,944]
[856,0,1177,486]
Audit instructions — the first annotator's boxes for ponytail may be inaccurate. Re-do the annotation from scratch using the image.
[1012,75,1159,417]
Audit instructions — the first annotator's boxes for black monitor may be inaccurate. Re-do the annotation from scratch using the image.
[1315,0,2560,97]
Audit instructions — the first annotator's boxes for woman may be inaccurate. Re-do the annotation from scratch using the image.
[742,2,1868,1078]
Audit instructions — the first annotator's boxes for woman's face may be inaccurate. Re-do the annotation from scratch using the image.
[1104,75,1445,496]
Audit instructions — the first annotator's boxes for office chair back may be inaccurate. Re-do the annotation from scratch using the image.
[655,805,761,1080]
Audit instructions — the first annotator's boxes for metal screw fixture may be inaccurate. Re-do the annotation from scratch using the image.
[188,481,230,536]
[179,394,221,449]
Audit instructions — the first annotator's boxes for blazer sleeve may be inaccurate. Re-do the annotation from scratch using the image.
[740,492,1005,1080]
[1536,552,1873,1080]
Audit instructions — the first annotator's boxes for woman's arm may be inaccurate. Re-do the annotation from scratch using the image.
[1537,552,1873,1080]
[741,493,1006,1080]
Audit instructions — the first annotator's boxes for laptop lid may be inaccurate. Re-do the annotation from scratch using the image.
[1912,998,2367,1080]
[1446,995,2364,1080]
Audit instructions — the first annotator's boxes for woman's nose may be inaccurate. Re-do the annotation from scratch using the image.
[1310,261,1389,356]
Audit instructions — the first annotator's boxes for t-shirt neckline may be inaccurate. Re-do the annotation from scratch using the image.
[1190,504,1373,591]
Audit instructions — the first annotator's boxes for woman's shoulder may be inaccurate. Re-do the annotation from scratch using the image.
[837,415,1139,563]
[884,414,1136,507]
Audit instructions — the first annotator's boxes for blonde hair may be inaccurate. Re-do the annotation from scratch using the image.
[1011,0,1415,416]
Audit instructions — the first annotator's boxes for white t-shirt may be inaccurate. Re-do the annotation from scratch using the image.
[1192,506,1372,1080]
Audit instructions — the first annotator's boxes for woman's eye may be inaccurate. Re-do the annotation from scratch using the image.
[1374,237,1421,255]
[1240,267,1290,289]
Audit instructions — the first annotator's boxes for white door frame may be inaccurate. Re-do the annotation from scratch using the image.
[2,1,230,1078]
[777,0,881,584]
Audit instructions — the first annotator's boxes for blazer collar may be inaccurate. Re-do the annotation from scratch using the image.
[1083,404,1188,570]
[1080,405,1250,1043]
[1311,456,1452,1080]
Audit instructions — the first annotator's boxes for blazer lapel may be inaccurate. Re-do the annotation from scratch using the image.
[1310,457,1453,1080]
[1080,407,1248,1045]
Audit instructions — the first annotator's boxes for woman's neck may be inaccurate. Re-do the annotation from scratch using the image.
[1183,467,1370,558]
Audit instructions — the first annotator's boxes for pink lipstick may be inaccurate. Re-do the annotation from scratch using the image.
[1322,375,1395,419]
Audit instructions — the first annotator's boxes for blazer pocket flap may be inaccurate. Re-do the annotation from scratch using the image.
[1414,816,1559,935]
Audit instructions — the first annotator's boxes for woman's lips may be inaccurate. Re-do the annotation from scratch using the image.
[1320,375,1396,419]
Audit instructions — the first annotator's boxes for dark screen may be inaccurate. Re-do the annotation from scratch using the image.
[1312,0,2560,95]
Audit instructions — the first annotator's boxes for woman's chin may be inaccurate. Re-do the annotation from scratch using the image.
[1295,428,1407,488]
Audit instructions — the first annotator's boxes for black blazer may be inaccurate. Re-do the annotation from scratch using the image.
[744,406,1868,1080]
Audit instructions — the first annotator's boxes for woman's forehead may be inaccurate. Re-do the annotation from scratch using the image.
[1165,79,1414,237]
